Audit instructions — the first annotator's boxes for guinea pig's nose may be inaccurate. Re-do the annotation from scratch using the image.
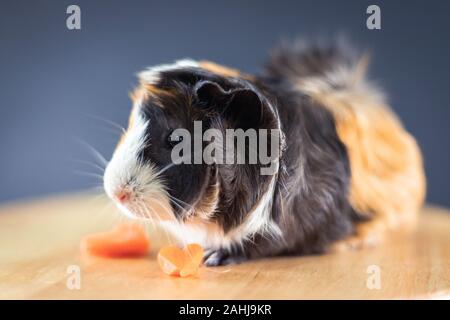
[114,190,131,203]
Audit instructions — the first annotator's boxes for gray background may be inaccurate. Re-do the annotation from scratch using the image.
[0,0,449,206]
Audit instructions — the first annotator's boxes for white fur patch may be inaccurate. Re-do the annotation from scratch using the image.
[138,59,200,85]
[227,177,282,244]
[103,103,172,220]
[160,219,228,249]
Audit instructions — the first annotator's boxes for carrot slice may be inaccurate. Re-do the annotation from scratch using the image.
[157,245,187,276]
[80,223,150,258]
[180,244,204,277]
[157,243,204,277]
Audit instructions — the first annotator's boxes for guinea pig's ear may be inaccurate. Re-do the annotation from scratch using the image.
[195,80,230,107]
[224,89,264,129]
[195,81,277,129]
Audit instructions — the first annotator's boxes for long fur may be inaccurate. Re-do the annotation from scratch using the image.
[103,41,426,265]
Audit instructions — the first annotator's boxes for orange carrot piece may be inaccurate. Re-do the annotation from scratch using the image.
[157,243,204,277]
[180,244,204,277]
[157,245,187,276]
[80,223,150,258]
[185,243,204,266]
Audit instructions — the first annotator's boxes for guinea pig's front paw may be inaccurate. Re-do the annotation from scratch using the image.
[203,248,247,266]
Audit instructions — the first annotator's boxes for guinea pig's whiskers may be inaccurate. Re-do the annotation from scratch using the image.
[150,196,179,222]
[145,203,174,245]
[165,193,195,213]
[164,197,205,249]
[74,170,104,180]
[136,201,148,219]
[139,203,156,229]
[167,196,192,216]
[154,163,176,177]
[141,204,168,247]
[135,202,152,225]
[151,197,196,248]
[90,185,106,192]
[167,195,191,209]
[151,197,189,248]
[83,113,127,135]
[167,195,186,208]
[74,138,109,167]
[72,158,105,173]
[167,194,209,220]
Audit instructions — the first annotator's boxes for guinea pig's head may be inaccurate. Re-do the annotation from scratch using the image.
[104,60,281,233]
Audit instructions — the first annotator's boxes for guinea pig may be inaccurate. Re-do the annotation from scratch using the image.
[103,42,426,266]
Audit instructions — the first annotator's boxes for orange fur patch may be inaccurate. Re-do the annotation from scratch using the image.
[119,82,176,148]
[199,61,242,78]
[115,103,137,149]
[143,84,176,99]
[298,71,426,234]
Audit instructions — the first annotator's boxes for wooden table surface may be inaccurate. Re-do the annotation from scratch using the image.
[0,192,449,300]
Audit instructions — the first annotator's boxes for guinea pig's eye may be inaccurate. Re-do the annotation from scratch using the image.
[167,130,184,148]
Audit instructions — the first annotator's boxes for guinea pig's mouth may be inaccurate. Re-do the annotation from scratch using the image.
[103,162,178,221]
[114,190,174,221]
[103,177,172,220]
[103,152,219,223]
